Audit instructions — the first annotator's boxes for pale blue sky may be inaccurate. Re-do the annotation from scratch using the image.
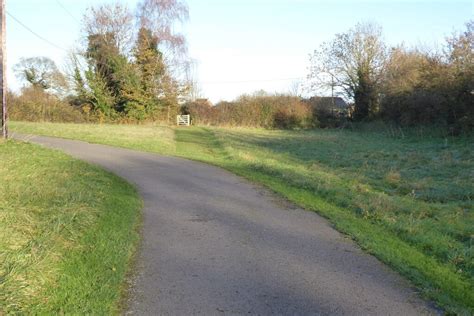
[6,0,473,102]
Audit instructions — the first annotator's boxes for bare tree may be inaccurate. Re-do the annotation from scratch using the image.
[184,60,203,101]
[136,0,190,75]
[83,3,134,56]
[288,80,302,97]
[308,22,387,120]
[446,20,473,70]
[383,46,428,95]
[13,57,67,93]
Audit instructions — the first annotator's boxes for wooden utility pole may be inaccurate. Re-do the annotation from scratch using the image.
[0,0,6,139]
[331,74,335,116]
[1,0,6,139]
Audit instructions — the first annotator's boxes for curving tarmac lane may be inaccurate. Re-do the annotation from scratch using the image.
[14,134,437,315]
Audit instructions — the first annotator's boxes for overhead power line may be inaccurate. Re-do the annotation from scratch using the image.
[6,11,68,52]
[55,0,80,24]
[1,0,7,139]
[7,9,304,88]
[202,77,304,85]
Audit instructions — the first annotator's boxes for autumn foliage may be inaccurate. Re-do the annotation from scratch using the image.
[309,20,473,132]
[182,93,315,129]
[9,87,85,123]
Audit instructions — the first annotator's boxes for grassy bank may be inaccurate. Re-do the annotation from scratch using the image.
[11,121,474,314]
[0,140,141,314]
[10,121,176,155]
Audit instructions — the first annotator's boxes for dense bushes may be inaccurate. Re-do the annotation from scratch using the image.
[182,93,315,129]
[9,88,85,123]
[308,20,473,132]
[7,14,472,132]
[69,6,183,123]
[305,97,350,128]
[380,22,473,132]
[8,2,189,125]
[380,28,474,133]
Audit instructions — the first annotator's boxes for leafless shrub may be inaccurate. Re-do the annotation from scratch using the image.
[183,93,315,129]
[9,87,85,123]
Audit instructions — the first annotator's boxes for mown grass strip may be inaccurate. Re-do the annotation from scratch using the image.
[10,121,176,155]
[0,140,141,314]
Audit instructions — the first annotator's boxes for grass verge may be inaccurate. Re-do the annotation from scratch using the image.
[11,121,474,314]
[10,121,176,155]
[186,127,473,315]
[0,140,141,314]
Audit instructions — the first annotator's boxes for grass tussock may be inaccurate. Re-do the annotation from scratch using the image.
[10,121,474,314]
[0,141,141,314]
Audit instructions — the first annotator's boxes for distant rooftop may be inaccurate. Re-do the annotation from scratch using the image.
[308,97,348,109]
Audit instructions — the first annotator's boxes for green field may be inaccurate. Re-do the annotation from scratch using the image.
[0,139,141,314]
[10,121,474,314]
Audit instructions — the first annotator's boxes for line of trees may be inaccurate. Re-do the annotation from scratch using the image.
[182,92,315,129]
[9,8,472,132]
[11,0,191,123]
[308,21,473,132]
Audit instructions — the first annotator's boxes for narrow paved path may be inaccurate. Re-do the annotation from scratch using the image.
[14,134,436,315]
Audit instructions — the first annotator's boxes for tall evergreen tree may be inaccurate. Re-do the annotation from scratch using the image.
[134,27,165,114]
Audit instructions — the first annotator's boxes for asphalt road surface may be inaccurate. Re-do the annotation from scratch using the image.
[14,134,436,315]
